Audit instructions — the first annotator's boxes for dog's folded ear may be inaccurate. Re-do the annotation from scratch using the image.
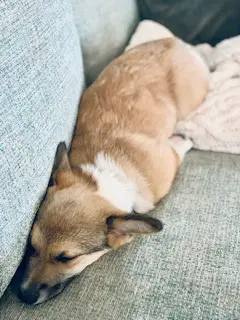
[54,142,70,171]
[106,214,163,249]
[50,142,75,189]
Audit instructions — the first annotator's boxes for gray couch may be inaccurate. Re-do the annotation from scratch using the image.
[0,1,239,319]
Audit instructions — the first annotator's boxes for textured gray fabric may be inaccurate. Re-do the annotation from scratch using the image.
[71,0,139,84]
[0,151,239,320]
[0,0,84,297]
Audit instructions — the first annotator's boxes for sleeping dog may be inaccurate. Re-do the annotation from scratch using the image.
[18,37,209,304]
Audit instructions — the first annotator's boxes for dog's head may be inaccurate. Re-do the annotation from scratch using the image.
[18,143,163,305]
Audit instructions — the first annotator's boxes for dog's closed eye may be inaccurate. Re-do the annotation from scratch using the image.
[54,246,107,264]
[54,252,79,263]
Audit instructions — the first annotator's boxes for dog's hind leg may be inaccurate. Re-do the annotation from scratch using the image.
[168,135,193,163]
[152,135,193,204]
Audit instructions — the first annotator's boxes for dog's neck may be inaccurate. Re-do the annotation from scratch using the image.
[80,152,139,213]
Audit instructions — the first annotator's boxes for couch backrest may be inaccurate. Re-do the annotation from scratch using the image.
[0,0,84,297]
[71,0,139,84]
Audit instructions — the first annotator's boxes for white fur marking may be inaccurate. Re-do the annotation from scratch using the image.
[81,153,148,212]
[168,136,193,161]
[134,195,154,214]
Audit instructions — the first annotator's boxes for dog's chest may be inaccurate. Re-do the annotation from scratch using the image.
[81,153,141,213]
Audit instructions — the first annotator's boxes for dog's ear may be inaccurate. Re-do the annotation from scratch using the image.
[54,142,71,172]
[106,214,163,249]
[51,142,75,189]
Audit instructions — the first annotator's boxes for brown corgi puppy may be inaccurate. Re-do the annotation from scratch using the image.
[18,37,209,304]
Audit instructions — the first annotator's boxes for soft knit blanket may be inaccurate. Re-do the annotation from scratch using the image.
[126,20,240,154]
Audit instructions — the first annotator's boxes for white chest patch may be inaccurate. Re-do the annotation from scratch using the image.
[81,153,139,212]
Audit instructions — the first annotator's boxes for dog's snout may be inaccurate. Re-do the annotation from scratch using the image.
[17,283,40,305]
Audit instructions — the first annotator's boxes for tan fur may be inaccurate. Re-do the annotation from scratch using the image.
[20,38,209,304]
[70,38,208,203]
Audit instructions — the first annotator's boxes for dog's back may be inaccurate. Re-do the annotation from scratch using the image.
[70,38,208,166]
[70,38,209,201]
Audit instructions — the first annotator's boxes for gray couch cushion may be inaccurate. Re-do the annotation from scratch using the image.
[0,0,84,297]
[1,151,239,319]
[71,0,139,84]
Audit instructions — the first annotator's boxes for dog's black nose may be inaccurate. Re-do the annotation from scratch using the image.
[17,285,40,305]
